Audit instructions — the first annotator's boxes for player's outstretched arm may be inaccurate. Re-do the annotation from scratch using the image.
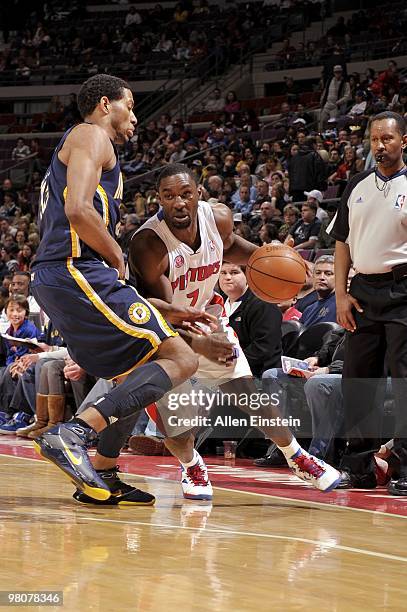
[63,124,125,277]
[211,202,258,264]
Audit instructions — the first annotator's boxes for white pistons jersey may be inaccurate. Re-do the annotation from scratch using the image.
[138,200,251,380]
[140,201,223,311]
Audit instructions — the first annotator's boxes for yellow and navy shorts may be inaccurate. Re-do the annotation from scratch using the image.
[31,259,177,379]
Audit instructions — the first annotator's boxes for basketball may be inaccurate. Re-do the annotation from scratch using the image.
[246,244,307,303]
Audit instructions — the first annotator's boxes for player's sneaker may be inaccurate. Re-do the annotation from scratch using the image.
[33,421,111,501]
[73,466,155,506]
[287,448,341,492]
[181,453,213,500]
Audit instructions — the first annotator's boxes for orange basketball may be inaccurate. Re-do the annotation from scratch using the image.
[246,244,307,303]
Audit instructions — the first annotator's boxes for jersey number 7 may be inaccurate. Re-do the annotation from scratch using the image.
[186,289,199,307]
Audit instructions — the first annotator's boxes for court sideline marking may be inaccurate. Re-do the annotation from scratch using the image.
[2,451,407,521]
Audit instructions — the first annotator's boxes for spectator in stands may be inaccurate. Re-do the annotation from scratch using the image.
[0,271,40,333]
[317,202,338,249]
[253,179,270,209]
[278,204,300,243]
[125,5,142,28]
[153,33,173,54]
[33,113,57,133]
[224,90,241,117]
[17,243,35,272]
[15,57,30,80]
[259,223,279,244]
[283,76,299,104]
[319,65,351,130]
[326,148,341,176]
[232,184,255,215]
[344,90,367,125]
[220,153,236,178]
[173,3,189,23]
[146,197,160,218]
[371,60,399,98]
[169,140,187,164]
[234,223,252,241]
[259,157,284,185]
[0,179,15,207]
[388,88,406,117]
[328,145,362,194]
[258,325,345,467]
[0,294,41,434]
[249,200,281,237]
[277,38,296,68]
[219,262,282,377]
[11,138,31,161]
[304,189,327,221]
[285,201,321,251]
[206,175,224,203]
[276,102,294,131]
[242,109,260,132]
[0,193,18,218]
[288,141,328,202]
[0,247,19,279]
[295,103,313,126]
[29,138,48,173]
[203,88,224,113]
[172,39,191,61]
[270,183,287,214]
[15,230,28,251]
[300,255,336,327]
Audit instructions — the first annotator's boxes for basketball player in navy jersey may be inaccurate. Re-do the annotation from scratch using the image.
[31,75,217,505]
[75,162,342,503]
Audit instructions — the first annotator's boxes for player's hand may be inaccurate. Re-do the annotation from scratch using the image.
[111,251,126,280]
[336,293,363,332]
[149,300,218,334]
[191,332,235,364]
[64,358,86,381]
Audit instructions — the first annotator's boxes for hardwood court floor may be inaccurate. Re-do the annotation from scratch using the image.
[1,439,407,612]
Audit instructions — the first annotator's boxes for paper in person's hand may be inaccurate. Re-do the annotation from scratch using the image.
[1,333,44,353]
[281,356,310,378]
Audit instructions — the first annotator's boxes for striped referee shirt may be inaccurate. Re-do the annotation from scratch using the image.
[329,166,407,273]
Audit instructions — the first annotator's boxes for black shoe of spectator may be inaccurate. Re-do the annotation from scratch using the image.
[254,447,286,467]
[388,476,407,496]
[335,470,352,489]
[339,449,377,489]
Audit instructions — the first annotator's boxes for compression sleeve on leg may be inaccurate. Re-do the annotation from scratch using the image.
[92,362,173,426]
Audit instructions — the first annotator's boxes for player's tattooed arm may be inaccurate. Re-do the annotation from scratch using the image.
[211,202,258,264]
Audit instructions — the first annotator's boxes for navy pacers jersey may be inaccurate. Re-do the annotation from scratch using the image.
[34,126,123,266]
[30,124,176,379]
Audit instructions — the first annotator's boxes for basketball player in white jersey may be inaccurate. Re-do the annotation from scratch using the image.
[127,163,342,499]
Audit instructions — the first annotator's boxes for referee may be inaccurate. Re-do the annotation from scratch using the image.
[330,111,407,495]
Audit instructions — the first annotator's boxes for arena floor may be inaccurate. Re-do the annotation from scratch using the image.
[1,438,406,611]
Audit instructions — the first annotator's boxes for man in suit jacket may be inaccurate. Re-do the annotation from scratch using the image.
[218,262,282,378]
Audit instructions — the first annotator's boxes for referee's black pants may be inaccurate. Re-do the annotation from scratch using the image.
[342,273,407,477]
